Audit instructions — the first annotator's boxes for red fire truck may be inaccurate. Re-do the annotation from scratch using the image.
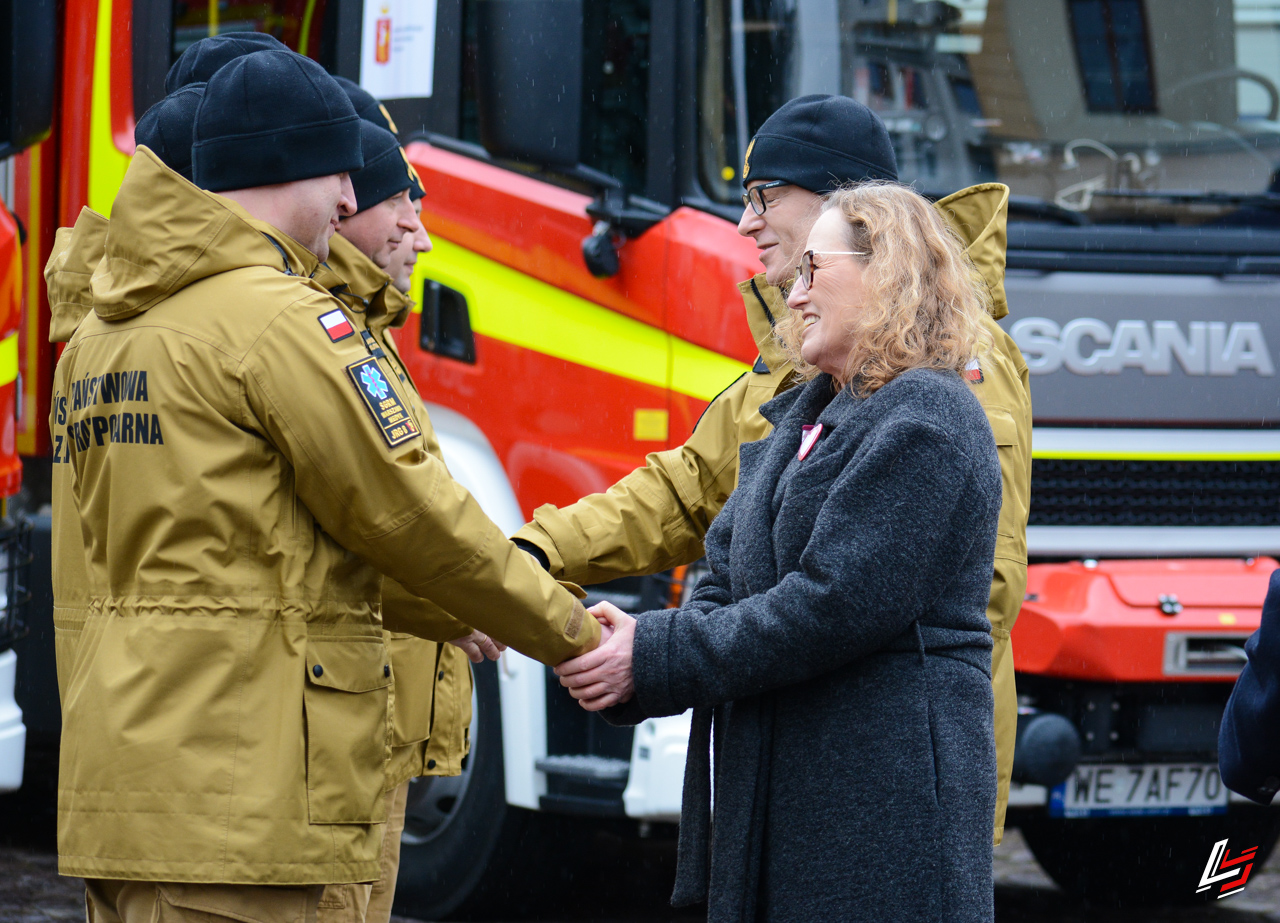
[6,0,1280,914]
[0,0,48,799]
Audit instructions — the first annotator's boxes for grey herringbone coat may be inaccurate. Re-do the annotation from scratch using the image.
[611,368,1001,923]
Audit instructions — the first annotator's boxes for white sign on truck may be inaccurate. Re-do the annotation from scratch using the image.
[360,0,437,100]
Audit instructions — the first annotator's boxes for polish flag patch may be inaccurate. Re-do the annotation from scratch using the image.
[318,309,354,342]
[964,359,984,384]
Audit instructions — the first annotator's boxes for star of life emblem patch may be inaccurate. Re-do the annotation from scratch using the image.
[346,357,419,447]
[319,309,355,342]
[964,359,984,384]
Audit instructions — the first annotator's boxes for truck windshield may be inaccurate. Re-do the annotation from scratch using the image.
[700,0,1280,226]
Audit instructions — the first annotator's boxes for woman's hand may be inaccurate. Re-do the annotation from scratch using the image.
[554,601,635,711]
[447,630,506,664]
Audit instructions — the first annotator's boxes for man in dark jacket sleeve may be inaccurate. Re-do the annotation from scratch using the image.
[1220,569,1280,804]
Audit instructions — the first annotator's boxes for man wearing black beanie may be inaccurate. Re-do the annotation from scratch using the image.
[133,83,205,181]
[338,121,423,267]
[323,93,482,923]
[516,93,1033,854]
[323,118,456,923]
[165,30,288,92]
[193,50,364,259]
[736,94,899,286]
[52,33,601,923]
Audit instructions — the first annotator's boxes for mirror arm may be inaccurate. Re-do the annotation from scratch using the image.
[581,187,669,278]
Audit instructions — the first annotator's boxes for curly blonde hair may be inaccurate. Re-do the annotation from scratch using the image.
[776,181,992,395]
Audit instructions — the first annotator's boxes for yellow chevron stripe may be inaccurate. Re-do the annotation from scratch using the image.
[411,237,749,401]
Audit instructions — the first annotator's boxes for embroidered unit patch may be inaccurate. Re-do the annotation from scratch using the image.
[346,357,419,447]
[319,309,355,342]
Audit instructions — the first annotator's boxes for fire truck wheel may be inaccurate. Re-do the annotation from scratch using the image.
[1019,809,1280,907]
[392,660,586,921]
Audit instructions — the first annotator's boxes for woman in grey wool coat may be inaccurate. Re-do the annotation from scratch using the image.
[557,182,1003,922]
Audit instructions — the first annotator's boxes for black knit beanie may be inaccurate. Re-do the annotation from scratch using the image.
[349,121,425,213]
[742,94,898,192]
[165,32,288,93]
[134,83,205,181]
[334,76,399,136]
[193,50,363,192]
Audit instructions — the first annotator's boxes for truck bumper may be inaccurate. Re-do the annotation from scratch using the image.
[0,648,25,791]
[623,712,691,822]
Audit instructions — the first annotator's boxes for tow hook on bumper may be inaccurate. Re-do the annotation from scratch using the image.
[1013,710,1082,789]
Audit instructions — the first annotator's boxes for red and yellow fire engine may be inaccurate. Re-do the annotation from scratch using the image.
[6,0,1280,914]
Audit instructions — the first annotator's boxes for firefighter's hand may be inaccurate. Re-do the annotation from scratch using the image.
[554,601,635,711]
[448,630,506,664]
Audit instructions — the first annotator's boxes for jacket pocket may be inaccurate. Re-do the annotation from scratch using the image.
[387,633,438,747]
[157,883,322,923]
[987,408,1018,447]
[53,609,87,709]
[304,637,391,824]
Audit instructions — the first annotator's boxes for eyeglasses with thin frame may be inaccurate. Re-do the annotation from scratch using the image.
[794,249,869,290]
[740,180,790,216]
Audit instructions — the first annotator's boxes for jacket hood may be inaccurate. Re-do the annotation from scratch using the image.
[934,182,1010,321]
[325,233,412,333]
[45,207,109,344]
[90,146,321,322]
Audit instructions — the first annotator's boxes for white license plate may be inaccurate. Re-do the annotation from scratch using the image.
[1049,762,1228,818]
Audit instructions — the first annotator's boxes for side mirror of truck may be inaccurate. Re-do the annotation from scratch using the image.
[473,0,583,168]
[0,0,57,159]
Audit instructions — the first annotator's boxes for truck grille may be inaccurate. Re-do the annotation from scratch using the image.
[1030,459,1280,527]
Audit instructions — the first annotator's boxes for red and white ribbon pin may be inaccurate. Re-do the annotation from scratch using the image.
[798,423,823,460]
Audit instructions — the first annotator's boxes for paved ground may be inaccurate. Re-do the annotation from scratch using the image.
[3,830,1280,921]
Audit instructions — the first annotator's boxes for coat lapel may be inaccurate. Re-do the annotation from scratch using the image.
[729,376,846,595]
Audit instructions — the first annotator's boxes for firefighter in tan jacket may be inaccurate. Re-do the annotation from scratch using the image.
[318,118,482,923]
[50,52,596,922]
[517,96,1032,843]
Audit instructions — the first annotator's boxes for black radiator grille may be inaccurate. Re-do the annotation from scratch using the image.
[1030,459,1280,527]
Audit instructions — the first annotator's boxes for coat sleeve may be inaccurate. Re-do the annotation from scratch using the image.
[380,576,472,641]
[629,417,998,717]
[598,489,741,728]
[240,294,599,666]
[511,373,755,584]
[1219,570,1280,804]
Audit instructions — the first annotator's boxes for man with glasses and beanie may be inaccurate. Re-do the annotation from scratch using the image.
[51,48,598,923]
[517,93,1031,849]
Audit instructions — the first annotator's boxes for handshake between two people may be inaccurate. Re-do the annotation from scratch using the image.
[555,601,636,712]
[448,603,637,712]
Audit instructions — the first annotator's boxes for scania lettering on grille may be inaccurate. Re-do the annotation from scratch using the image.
[346,357,419,448]
[1011,318,1275,377]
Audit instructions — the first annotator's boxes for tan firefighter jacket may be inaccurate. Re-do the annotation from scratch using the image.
[326,233,474,787]
[48,219,475,790]
[514,183,1032,842]
[47,148,596,885]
